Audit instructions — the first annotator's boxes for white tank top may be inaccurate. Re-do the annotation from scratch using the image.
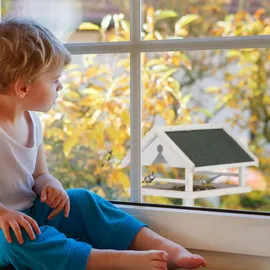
[0,111,43,211]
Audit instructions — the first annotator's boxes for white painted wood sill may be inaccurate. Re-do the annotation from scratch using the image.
[117,204,270,270]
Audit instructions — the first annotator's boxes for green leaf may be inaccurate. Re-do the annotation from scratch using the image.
[198,108,214,118]
[181,94,192,106]
[175,14,199,30]
[101,15,112,32]
[79,22,100,31]
[154,10,178,22]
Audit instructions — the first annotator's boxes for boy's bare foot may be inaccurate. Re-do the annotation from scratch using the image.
[128,227,207,269]
[169,246,207,269]
[124,250,169,270]
[87,249,169,270]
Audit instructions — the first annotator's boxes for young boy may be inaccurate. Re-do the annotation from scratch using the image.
[0,18,207,270]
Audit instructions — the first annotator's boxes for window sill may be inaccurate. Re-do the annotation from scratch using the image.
[116,204,270,258]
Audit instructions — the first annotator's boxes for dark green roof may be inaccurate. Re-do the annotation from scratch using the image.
[165,129,254,167]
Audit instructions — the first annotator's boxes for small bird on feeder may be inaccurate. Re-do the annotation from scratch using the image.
[142,171,156,184]
[200,174,221,185]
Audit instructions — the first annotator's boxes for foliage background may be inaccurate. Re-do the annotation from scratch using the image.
[3,0,269,211]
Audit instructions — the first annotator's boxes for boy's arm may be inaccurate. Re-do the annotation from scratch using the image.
[32,143,63,196]
[32,143,70,219]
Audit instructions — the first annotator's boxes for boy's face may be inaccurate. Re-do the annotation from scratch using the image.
[24,65,64,112]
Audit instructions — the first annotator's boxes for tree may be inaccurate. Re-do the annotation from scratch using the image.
[42,1,269,211]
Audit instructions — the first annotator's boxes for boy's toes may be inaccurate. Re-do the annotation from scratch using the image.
[152,260,167,269]
[151,250,169,261]
[194,254,207,266]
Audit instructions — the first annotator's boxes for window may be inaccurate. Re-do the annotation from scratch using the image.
[138,0,270,214]
[1,0,270,264]
[2,0,269,213]
[43,52,131,201]
[1,0,130,43]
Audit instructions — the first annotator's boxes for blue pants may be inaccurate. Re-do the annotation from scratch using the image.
[0,189,146,270]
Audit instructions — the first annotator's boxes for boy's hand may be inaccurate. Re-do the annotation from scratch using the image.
[0,209,41,245]
[41,183,70,220]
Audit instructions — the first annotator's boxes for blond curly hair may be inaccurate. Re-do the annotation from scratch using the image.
[0,18,71,94]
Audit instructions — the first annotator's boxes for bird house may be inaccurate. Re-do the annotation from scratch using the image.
[122,124,259,206]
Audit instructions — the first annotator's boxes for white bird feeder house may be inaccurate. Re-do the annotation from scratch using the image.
[122,124,259,206]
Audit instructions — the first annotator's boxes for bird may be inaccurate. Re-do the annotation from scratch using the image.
[200,174,221,185]
[142,171,156,184]
[101,150,113,167]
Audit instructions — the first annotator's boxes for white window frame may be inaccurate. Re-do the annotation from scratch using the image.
[65,1,270,262]
[2,0,268,265]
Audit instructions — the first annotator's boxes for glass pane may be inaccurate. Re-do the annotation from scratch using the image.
[141,48,270,213]
[1,0,130,43]
[142,0,270,40]
[40,53,130,201]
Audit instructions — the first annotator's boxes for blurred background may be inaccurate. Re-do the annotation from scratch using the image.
[1,0,269,212]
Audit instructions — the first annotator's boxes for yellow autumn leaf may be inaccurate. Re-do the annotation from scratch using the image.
[107,126,120,141]
[109,170,130,189]
[111,144,126,160]
[163,109,175,123]
[145,58,165,68]
[175,14,199,34]
[205,86,221,93]
[44,144,52,151]
[90,85,106,91]
[143,33,155,40]
[154,10,178,22]
[120,110,130,125]
[171,55,181,66]
[63,137,78,157]
[93,167,102,176]
[88,109,102,125]
[117,58,130,68]
[86,67,109,78]
[79,22,100,31]
[96,130,105,149]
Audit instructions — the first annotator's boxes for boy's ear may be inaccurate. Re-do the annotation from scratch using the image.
[14,80,30,99]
